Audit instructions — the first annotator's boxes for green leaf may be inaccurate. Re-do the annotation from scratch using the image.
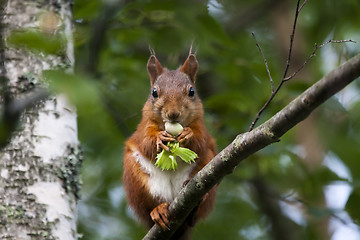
[172,145,198,164]
[8,29,65,55]
[156,150,177,171]
[155,141,197,170]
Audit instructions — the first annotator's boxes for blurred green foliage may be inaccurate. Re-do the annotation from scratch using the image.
[8,29,66,55]
[38,0,360,239]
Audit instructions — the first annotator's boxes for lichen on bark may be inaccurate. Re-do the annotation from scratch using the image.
[56,144,83,200]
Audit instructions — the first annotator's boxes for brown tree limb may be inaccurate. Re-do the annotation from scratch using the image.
[79,1,133,138]
[143,53,360,239]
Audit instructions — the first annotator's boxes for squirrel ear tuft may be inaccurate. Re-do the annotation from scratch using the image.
[180,54,198,83]
[147,55,163,85]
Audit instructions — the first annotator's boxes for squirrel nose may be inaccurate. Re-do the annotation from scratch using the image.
[167,111,181,121]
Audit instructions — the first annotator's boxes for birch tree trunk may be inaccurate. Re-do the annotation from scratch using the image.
[0,0,79,239]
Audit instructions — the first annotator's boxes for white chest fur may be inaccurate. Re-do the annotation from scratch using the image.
[132,150,194,202]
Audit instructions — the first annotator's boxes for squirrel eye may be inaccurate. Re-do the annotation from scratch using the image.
[188,87,195,97]
[152,88,158,98]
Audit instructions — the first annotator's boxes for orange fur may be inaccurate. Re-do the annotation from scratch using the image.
[122,54,217,239]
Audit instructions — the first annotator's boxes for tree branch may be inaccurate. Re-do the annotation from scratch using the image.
[85,0,124,75]
[143,53,360,239]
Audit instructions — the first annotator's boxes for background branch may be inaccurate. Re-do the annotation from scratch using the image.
[143,52,360,239]
[85,1,124,76]
[250,176,300,240]
[82,0,132,137]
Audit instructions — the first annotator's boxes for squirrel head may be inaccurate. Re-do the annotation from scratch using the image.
[144,54,204,127]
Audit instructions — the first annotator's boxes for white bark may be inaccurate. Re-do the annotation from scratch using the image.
[0,0,79,239]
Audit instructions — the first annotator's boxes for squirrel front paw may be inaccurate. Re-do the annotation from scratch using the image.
[177,127,194,145]
[150,202,170,230]
[156,131,176,152]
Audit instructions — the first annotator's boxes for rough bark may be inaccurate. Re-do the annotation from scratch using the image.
[143,53,360,239]
[0,0,79,239]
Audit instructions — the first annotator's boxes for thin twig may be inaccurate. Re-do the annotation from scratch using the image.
[252,32,274,93]
[248,0,303,132]
[249,39,355,132]
[248,81,284,132]
[298,0,309,12]
[284,39,357,81]
[282,0,301,81]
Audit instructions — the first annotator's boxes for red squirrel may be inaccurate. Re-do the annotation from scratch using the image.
[122,53,217,239]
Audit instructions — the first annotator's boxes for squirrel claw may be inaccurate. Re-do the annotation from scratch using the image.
[177,127,193,145]
[150,202,171,231]
[156,131,175,152]
[157,141,170,152]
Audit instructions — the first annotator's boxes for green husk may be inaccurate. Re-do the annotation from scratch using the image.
[171,143,197,164]
[155,142,198,171]
[155,122,198,171]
